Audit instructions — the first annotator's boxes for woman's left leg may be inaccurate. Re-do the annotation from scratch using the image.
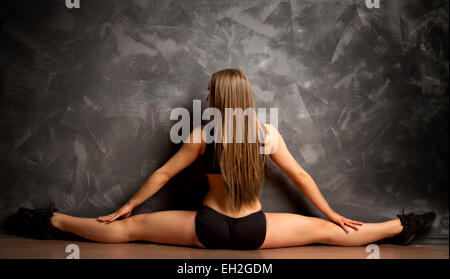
[260,213,403,248]
[51,211,205,248]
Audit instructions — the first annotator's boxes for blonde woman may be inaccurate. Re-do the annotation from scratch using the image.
[6,68,435,249]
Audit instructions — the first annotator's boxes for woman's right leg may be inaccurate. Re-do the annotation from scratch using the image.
[259,213,403,249]
[51,210,205,247]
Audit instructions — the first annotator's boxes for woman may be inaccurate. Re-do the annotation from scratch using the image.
[6,68,436,249]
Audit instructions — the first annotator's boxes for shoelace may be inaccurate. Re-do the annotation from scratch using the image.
[396,207,407,225]
[47,202,57,214]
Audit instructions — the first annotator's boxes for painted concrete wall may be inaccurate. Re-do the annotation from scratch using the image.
[0,0,448,242]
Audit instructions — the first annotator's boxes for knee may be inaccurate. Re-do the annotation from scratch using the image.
[105,217,138,242]
[118,215,144,241]
[314,219,340,244]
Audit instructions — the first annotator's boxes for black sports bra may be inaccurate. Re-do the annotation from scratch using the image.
[202,141,221,174]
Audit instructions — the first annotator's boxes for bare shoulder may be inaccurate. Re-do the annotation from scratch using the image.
[261,124,307,177]
[263,123,280,136]
[262,123,281,155]
[197,125,207,155]
[184,125,205,146]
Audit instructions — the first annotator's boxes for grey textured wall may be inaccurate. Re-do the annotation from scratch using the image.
[0,0,448,242]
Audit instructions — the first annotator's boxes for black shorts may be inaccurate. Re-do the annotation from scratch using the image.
[195,205,267,250]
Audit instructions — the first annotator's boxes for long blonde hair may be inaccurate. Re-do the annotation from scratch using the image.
[207,68,266,211]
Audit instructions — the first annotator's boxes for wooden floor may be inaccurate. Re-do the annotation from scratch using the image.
[0,237,447,259]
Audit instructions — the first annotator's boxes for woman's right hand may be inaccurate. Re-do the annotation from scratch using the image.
[97,203,134,223]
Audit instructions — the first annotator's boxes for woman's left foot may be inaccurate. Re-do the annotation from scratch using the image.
[389,210,436,245]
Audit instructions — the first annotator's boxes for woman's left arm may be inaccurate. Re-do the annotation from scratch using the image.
[293,172,363,232]
[267,124,363,232]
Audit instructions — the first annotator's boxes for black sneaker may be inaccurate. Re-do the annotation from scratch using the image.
[415,212,437,232]
[4,202,70,240]
[389,209,437,245]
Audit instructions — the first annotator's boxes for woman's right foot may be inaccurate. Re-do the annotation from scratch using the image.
[4,202,70,240]
[390,210,437,245]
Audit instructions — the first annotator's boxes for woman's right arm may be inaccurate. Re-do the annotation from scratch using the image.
[126,169,169,209]
[97,126,204,223]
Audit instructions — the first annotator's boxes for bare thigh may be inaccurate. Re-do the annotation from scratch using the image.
[259,212,333,249]
[127,210,205,248]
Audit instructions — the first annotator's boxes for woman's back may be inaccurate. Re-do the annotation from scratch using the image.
[199,124,272,218]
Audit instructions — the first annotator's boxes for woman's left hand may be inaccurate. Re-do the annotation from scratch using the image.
[97,203,134,223]
[326,211,363,233]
